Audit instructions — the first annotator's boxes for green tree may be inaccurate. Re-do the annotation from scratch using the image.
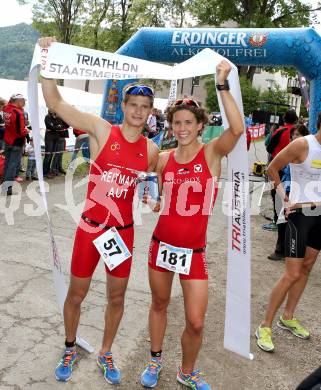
[204,76,260,116]
[107,0,134,49]
[191,0,319,28]
[20,0,194,52]
[128,0,192,29]
[118,0,193,94]
[106,0,193,50]
[18,0,84,44]
[74,0,111,50]
[259,83,290,115]
[73,0,112,91]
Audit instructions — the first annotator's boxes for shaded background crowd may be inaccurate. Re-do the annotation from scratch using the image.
[0,94,91,195]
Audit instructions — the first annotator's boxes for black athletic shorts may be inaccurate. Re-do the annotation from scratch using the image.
[285,207,321,258]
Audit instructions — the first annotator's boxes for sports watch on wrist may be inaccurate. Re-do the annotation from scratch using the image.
[216,80,230,91]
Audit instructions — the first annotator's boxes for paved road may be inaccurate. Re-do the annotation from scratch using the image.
[1,140,320,389]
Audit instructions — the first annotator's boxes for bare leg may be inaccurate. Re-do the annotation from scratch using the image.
[100,274,129,354]
[261,258,303,328]
[63,275,92,342]
[148,268,174,352]
[283,247,319,319]
[180,279,208,374]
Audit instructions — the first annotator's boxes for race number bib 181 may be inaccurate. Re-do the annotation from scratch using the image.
[93,227,131,271]
[156,241,193,275]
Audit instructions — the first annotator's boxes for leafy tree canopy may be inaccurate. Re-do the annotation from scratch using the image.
[204,76,293,117]
[190,0,320,28]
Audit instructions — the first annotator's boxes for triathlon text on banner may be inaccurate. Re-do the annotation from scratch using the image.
[28,42,252,359]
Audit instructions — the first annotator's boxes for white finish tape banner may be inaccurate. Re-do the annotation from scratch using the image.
[28,42,252,359]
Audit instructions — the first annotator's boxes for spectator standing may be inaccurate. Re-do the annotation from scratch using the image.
[51,122,69,175]
[245,114,253,150]
[146,108,158,138]
[68,128,90,172]
[244,113,253,129]
[265,109,298,259]
[50,129,69,176]
[256,113,321,353]
[17,111,32,175]
[1,94,29,196]
[43,111,69,178]
[155,109,165,133]
[25,138,37,180]
[0,98,7,151]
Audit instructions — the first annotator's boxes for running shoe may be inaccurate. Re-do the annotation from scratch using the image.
[255,325,274,352]
[277,316,310,339]
[141,357,162,387]
[267,252,284,261]
[97,352,121,384]
[55,348,77,382]
[176,367,211,389]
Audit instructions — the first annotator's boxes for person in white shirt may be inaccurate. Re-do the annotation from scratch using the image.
[147,108,157,138]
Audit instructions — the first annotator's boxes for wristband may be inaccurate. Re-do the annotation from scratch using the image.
[216,80,230,91]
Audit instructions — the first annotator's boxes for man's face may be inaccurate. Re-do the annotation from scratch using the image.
[15,99,25,109]
[122,95,152,129]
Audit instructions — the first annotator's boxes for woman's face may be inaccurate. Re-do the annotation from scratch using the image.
[171,109,203,146]
[291,129,302,140]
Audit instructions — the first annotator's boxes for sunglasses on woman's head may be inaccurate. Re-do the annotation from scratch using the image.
[124,85,154,97]
[173,98,199,108]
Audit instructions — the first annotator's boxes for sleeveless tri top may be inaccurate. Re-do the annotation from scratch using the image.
[289,134,321,204]
[153,146,218,249]
[82,125,148,226]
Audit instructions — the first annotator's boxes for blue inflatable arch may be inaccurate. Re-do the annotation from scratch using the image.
[101,27,321,132]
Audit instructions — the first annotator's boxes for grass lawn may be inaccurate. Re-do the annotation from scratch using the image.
[22,150,90,177]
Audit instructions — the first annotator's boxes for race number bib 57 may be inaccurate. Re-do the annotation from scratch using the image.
[156,241,193,275]
[93,227,131,271]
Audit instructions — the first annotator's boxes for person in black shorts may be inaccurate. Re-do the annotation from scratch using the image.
[256,112,321,352]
